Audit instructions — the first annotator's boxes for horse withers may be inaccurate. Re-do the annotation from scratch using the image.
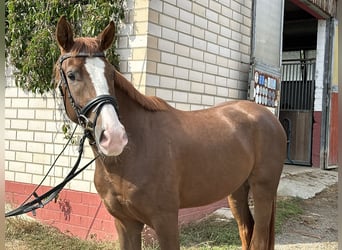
[55,16,286,250]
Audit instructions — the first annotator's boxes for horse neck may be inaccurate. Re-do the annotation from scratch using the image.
[115,84,145,120]
[112,71,171,120]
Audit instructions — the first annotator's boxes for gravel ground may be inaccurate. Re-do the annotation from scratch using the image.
[275,183,338,250]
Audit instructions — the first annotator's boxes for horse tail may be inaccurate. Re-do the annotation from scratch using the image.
[268,199,276,250]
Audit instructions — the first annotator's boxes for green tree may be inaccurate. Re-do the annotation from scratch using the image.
[5,0,126,94]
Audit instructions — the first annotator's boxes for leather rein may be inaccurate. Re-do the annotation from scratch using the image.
[5,52,118,217]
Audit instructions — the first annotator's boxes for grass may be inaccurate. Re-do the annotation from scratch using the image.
[5,198,303,250]
[275,197,303,234]
[5,217,117,250]
[179,215,241,250]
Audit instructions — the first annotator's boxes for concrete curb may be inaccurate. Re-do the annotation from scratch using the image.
[277,165,338,199]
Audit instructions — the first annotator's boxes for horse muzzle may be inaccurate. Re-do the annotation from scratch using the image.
[78,95,127,156]
[94,105,128,156]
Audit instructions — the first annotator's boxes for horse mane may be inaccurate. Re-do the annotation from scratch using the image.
[114,70,171,111]
[55,37,171,112]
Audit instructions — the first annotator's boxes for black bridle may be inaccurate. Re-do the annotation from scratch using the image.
[58,52,120,139]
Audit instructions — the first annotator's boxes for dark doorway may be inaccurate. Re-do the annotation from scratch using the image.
[283,1,318,51]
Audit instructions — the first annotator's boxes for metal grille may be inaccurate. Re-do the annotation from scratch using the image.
[280,59,315,111]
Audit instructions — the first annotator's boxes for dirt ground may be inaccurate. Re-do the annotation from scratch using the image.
[275,183,338,249]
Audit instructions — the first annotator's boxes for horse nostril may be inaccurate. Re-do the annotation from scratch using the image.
[123,132,128,141]
[96,126,127,156]
[99,130,108,144]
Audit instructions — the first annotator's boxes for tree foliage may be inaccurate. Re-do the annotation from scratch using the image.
[5,0,126,94]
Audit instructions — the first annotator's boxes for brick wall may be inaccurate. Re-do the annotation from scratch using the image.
[117,0,252,110]
[5,69,98,194]
[5,181,118,240]
[5,69,112,239]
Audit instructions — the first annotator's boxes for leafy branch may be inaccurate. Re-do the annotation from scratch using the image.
[5,0,126,94]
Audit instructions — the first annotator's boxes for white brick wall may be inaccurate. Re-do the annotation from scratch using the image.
[5,70,97,193]
[117,0,252,110]
[6,0,253,192]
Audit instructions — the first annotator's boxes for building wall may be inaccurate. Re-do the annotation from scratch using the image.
[314,19,326,112]
[328,19,339,165]
[5,0,252,240]
[117,0,252,110]
[5,180,118,240]
[5,68,97,193]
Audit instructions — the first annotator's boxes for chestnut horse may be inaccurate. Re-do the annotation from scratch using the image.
[55,16,286,250]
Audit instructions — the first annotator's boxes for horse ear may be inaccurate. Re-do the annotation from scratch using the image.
[98,21,115,51]
[56,16,74,52]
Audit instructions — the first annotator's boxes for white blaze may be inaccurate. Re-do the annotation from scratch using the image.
[84,57,127,156]
[85,57,109,95]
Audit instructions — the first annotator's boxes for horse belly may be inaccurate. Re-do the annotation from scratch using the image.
[178,146,253,208]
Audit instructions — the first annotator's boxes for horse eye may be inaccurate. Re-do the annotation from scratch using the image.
[67,72,76,81]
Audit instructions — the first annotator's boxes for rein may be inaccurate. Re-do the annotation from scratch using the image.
[5,127,99,217]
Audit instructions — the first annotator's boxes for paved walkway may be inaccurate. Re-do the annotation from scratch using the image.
[277,164,338,199]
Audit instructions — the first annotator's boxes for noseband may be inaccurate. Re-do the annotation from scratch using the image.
[58,52,119,139]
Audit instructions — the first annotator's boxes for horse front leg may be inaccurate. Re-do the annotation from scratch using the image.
[115,218,144,250]
[151,213,180,250]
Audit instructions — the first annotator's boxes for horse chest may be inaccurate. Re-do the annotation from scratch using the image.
[101,187,153,224]
[95,172,142,215]
[97,177,132,204]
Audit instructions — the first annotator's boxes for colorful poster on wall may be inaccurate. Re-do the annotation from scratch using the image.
[252,70,279,108]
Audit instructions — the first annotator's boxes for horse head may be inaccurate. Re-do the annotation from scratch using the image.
[55,16,127,157]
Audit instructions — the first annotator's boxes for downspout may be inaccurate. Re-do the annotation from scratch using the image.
[320,18,334,169]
